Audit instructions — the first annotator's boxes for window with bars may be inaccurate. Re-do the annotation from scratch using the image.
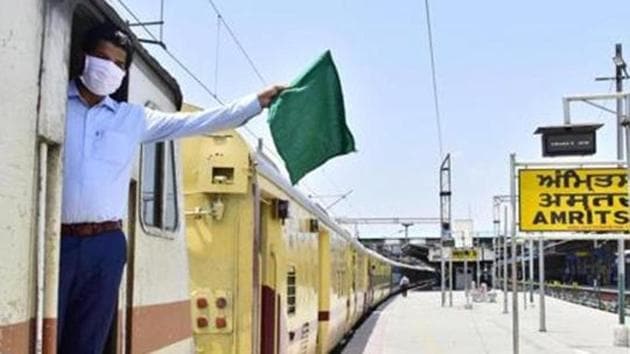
[287,266,297,315]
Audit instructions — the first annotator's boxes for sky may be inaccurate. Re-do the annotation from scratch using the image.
[109,0,630,238]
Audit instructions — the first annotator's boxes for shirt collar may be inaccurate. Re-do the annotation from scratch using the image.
[68,79,117,112]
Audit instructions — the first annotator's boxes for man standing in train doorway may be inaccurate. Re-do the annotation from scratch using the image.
[59,22,284,353]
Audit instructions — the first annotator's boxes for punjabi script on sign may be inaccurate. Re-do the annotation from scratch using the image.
[519,168,629,231]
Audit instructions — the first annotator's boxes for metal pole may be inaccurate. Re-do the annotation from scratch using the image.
[441,244,446,307]
[465,255,468,295]
[476,239,481,287]
[465,255,470,305]
[35,142,48,354]
[493,201,500,290]
[510,153,519,354]
[529,239,535,304]
[539,236,546,332]
[493,235,497,289]
[615,43,626,326]
[440,154,452,308]
[616,44,624,159]
[503,206,509,314]
[449,253,453,307]
[402,223,412,244]
[622,95,630,325]
[521,242,527,310]
[448,156,453,308]
[490,236,497,289]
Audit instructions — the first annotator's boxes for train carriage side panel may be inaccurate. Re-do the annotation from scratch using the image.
[124,43,193,353]
[368,258,391,305]
[344,245,357,331]
[276,201,319,354]
[326,232,350,348]
[354,248,369,318]
[256,167,320,354]
[183,131,256,354]
[316,228,332,354]
[348,244,368,326]
[258,183,288,354]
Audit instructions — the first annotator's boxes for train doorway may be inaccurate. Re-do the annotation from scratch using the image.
[66,5,132,353]
[260,201,280,354]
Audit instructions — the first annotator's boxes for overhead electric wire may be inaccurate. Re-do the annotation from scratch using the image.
[423,0,444,158]
[214,16,221,95]
[202,0,360,214]
[115,1,276,161]
[115,0,223,105]
[116,0,356,215]
[114,1,285,169]
[206,0,267,85]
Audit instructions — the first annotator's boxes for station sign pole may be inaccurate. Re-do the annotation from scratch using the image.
[439,154,452,308]
[493,233,498,289]
[464,252,469,306]
[476,241,481,287]
[539,235,546,332]
[529,239,535,305]
[614,44,626,330]
[510,153,520,354]
[449,253,453,307]
[521,241,527,310]
[622,95,630,331]
[503,206,509,315]
[441,244,446,307]
[492,199,501,291]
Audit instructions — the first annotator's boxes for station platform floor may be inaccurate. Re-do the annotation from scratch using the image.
[340,290,630,354]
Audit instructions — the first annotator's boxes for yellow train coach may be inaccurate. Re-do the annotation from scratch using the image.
[182,130,434,354]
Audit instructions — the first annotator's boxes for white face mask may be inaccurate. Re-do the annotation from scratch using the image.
[80,54,126,96]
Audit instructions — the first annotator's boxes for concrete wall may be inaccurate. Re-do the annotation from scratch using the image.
[0,0,46,346]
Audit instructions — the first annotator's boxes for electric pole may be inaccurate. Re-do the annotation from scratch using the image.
[597,43,629,326]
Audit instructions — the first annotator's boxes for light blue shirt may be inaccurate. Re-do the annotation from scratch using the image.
[62,80,261,223]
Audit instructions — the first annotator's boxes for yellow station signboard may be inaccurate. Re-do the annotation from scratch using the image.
[450,248,478,262]
[519,168,629,232]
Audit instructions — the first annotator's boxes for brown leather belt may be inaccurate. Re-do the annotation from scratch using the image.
[61,220,123,237]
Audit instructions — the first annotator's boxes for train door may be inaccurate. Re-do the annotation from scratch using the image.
[350,250,357,324]
[316,229,331,354]
[260,199,285,354]
[344,247,351,327]
[367,263,375,307]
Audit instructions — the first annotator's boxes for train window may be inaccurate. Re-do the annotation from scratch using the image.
[140,101,179,237]
[141,142,162,227]
[164,146,177,230]
[287,266,297,315]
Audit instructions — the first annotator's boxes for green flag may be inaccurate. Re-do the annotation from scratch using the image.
[268,51,356,184]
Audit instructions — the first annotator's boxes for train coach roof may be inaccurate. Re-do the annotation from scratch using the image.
[94,0,183,108]
[253,152,435,273]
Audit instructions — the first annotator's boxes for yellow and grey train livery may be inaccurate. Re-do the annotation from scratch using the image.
[182,129,435,354]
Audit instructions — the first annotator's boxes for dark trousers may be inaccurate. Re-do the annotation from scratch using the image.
[58,229,126,354]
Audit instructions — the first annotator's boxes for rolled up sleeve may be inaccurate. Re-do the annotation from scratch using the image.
[141,94,262,143]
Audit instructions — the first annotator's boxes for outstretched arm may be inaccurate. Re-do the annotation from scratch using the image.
[141,85,285,144]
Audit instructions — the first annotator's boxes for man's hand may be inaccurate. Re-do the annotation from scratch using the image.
[257,85,287,108]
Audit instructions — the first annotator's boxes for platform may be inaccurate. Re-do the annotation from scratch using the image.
[340,290,630,354]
